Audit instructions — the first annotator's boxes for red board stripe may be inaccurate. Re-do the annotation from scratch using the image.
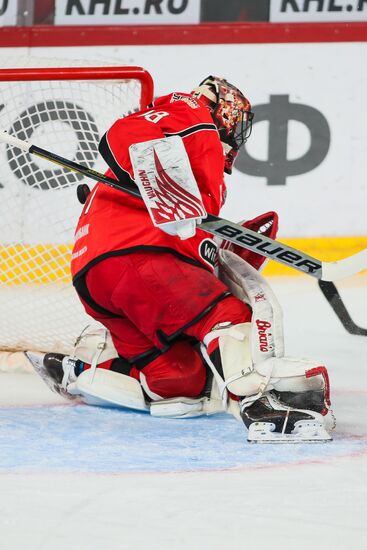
[0,22,366,48]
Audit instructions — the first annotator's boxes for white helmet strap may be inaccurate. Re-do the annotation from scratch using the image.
[192,84,217,104]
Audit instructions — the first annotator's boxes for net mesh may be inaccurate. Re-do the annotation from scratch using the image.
[0,58,151,354]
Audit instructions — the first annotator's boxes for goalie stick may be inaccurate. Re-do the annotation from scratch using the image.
[318,280,367,336]
[1,129,366,282]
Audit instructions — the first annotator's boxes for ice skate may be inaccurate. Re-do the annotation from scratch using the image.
[25,352,79,401]
[241,391,332,443]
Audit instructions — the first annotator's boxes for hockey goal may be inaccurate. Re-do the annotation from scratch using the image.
[0,59,154,366]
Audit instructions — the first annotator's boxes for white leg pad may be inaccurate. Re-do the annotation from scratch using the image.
[150,397,223,418]
[218,249,285,362]
[203,322,274,403]
[218,323,272,397]
[269,357,326,392]
[209,249,330,411]
[70,368,224,418]
[150,378,224,418]
[69,368,149,412]
[204,323,329,410]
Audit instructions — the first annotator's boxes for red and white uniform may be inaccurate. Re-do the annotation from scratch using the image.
[70,92,251,398]
[71,93,226,279]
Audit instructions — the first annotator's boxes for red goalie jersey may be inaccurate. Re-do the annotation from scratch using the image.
[71,92,226,281]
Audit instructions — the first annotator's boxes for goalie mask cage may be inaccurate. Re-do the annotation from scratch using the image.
[0,60,154,358]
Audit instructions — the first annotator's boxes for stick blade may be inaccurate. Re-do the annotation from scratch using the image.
[318,280,367,336]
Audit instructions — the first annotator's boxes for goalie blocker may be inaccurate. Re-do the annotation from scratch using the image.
[25,219,333,443]
[129,135,207,240]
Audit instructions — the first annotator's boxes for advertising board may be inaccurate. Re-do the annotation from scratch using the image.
[0,41,365,241]
[55,0,201,25]
[270,0,367,22]
[0,0,17,26]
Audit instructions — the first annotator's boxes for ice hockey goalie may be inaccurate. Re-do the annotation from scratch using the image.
[26,76,333,443]
[27,211,333,443]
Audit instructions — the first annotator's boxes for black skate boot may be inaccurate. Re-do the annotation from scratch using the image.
[272,388,328,415]
[25,352,80,400]
[241,391,332,443]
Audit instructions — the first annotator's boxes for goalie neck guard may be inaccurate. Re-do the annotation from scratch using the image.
[192,76,253,174]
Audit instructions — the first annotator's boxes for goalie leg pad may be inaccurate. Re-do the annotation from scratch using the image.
[203,250,331,418]
[203,324,331,414]
[70,368,149,412]
[204,248,285,404]
[150,396,224,418]
[203,322,272,400]
[150,376,224,418]
[218,248,285,362]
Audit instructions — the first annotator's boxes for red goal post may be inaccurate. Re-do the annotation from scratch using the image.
[0,62,154,363]
[0,66,153,112]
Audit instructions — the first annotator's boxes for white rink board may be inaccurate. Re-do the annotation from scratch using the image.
[0,42,366,239]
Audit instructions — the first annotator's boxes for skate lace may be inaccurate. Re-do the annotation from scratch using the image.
[61,358,77,390]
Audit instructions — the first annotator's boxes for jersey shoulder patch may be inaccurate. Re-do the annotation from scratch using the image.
[170,93,200,110]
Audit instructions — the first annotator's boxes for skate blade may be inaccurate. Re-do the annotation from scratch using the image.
[24,351,54,388]
[24,351,75,400]
[247,421,332,444]
[24,351,45,374]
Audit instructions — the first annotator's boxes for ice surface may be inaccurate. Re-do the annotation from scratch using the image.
[1,276,367,549]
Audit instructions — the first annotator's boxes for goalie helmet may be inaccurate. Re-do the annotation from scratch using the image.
[192,76,253,174]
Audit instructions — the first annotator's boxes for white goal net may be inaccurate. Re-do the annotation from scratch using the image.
[0,58,153,363]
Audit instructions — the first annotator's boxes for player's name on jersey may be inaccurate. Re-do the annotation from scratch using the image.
[270,0,367,22]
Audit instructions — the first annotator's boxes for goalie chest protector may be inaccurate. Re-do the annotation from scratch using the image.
[71,93,226,280]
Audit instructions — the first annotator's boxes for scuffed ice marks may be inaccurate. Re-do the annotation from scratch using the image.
[0,404,366,473]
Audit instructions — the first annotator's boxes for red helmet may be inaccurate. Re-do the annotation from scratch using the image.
[192,76,253,174]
